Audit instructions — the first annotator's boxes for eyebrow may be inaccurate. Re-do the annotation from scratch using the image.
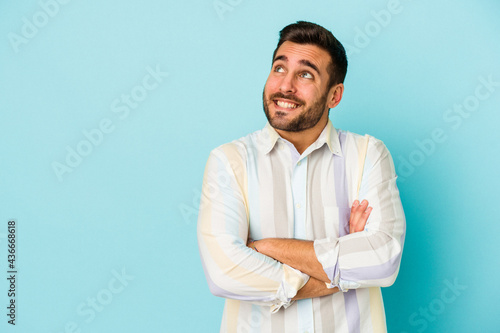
[273,55,320,75]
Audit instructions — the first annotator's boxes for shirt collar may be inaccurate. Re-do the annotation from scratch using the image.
[324,119,342,156]
[262,119,342,156]
[262,122,281,154]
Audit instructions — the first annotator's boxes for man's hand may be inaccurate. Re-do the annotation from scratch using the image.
[349,199,372,234]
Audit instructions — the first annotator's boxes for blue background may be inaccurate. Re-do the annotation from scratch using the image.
[1,0,499,332]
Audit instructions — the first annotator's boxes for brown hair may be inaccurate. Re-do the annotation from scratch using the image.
[272,21,348,88]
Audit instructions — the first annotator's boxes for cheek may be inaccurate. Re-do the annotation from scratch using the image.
[264,76,280,93]
[309,86,326,101]
[295,87,315,102]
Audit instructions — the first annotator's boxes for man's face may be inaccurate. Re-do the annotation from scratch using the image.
[263,41,334,133]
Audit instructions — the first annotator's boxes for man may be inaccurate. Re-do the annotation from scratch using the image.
[198,21,405,332]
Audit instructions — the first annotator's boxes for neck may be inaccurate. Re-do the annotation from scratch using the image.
[275,117,329,155]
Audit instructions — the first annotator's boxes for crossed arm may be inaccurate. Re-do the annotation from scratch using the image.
[198,141,405,308]
[248,200,372,300]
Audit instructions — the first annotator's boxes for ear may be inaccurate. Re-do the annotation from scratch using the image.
[326,83,344,109]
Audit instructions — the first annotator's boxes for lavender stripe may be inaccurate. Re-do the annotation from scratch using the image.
[323,265,338,284]
[342,251,403,281]
[344,290,361,333]
[334,131,349,237]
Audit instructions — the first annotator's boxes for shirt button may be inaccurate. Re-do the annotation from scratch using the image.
[297,161,301,166]
[280,144,285,150]
[296,203,301,209]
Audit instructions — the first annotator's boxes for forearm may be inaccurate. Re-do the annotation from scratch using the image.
[292,276,339,300]
[252,238,330,283]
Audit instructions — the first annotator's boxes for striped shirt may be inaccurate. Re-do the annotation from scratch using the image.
[197,120,405,332]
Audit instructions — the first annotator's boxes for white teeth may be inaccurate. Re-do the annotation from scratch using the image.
[276,100,299,109]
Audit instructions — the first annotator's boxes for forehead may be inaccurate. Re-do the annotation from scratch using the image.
[273,41,331,71]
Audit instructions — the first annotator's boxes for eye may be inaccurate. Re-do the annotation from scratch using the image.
[299,72,313,79]
[274,65,285,73]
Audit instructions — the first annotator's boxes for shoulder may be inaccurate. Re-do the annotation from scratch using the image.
[339,129,384,147]
[338,130,393,174]
[207,127,265,165]
[339,129,389,156]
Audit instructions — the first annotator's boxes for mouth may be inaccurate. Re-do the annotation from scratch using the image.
[273,99,301,110]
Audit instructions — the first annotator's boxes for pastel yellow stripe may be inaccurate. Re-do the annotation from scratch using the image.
[368,287,386,333]
[356,135,370,199]
[226,299,240,332]
[284,265,307,290]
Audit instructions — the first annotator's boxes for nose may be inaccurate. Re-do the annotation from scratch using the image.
[279,73,296,94]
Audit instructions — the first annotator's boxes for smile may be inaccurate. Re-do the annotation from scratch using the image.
[275,100,300,109]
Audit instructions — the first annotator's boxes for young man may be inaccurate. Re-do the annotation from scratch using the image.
[198,21,405,332]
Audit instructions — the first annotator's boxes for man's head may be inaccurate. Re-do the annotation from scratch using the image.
[273,21,348,89]
[263,21,347,133]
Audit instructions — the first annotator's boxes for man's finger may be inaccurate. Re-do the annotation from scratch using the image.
[349,202,372,233]
[351,200,359,214]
